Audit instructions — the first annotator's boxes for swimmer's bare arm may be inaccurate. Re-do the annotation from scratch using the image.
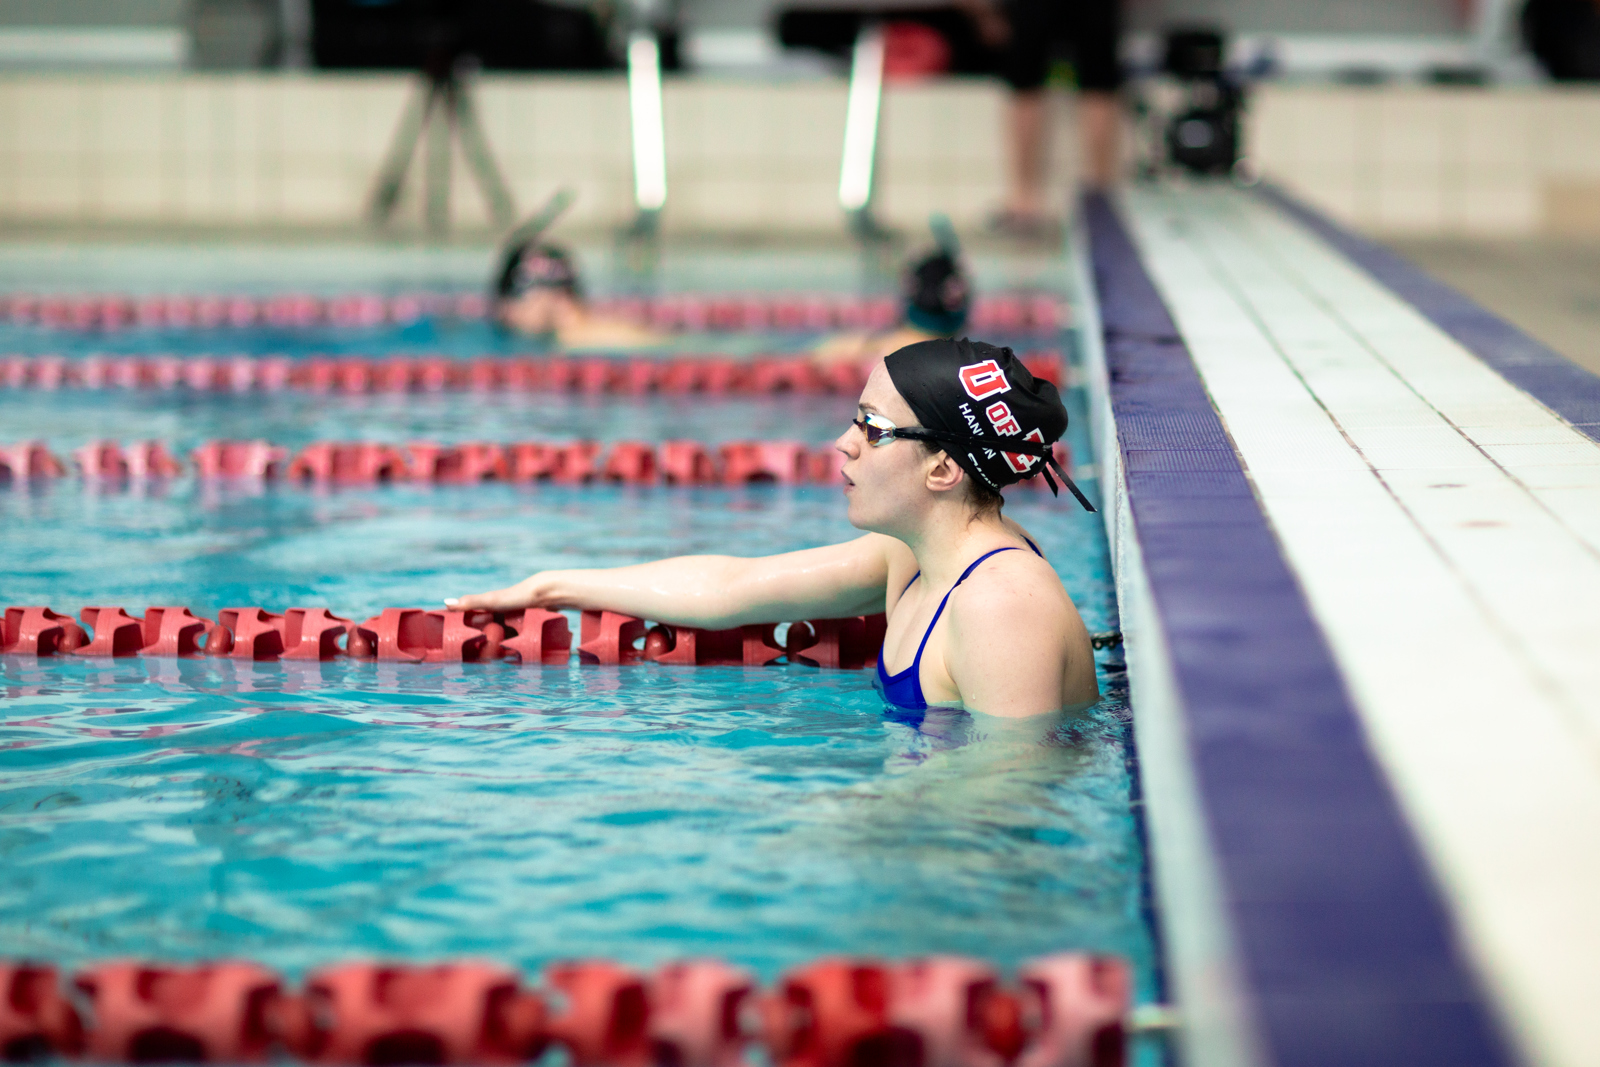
[448,533,904,629]
[941,569,1098,718]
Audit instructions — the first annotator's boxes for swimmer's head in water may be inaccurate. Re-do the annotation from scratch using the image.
[495,242,582,302]
[902,251,971,335]
[885,338,1094,509]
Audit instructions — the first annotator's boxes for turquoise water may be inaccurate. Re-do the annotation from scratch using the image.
[0,482,1147,988]
[0,245,1153,1005]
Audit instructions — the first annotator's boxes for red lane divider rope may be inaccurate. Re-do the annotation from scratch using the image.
[0,954,1130,1067]
[0,604,890,669]
[0,438,1074,490]
[0,351,1064,395]
[0,292,1066,335]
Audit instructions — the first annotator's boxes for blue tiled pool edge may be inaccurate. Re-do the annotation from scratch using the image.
[1258,183,1600,438]
[1079,192,1513,1067]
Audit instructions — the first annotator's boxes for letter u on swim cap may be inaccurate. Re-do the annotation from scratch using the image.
[885,338,1085,504]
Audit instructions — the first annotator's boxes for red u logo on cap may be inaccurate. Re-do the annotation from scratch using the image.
[959,359,1011,401]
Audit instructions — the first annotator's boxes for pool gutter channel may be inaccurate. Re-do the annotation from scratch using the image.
[1070,206,1266,1067]
[1077,190,1515,1067]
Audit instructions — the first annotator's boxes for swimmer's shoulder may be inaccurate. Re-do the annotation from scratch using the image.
[1002,515,1045,557]
[941,550,1093,714]
[944,547,1076,659]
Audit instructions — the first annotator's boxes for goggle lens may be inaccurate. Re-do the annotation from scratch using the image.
[851,414,898,447]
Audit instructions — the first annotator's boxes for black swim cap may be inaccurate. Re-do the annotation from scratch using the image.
[903,250,970,335]
[494,242,581,301]
[884,338,1093,510]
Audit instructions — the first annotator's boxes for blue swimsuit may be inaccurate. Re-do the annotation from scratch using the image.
[876,540,1043,712]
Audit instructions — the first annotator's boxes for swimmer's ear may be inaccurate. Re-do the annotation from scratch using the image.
[923,449,966,494]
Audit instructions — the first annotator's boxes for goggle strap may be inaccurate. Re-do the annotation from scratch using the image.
[1047,452,1097,513]
[896,427,1096,512]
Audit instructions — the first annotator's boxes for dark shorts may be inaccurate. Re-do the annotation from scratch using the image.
[999,0,1122,92]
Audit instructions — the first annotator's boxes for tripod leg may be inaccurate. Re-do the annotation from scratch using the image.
[426,82,454,235]
[369,79,431,225]
[451,82,516,228]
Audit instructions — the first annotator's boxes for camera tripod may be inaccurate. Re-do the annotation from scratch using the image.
[369,53,516,235]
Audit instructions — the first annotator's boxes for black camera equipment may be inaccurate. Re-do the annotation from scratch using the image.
[1159,28,1244,177]
[312,0,613,233]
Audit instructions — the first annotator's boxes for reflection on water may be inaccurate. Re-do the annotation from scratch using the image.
[0,430,1151,999]
[0,656,1146,994]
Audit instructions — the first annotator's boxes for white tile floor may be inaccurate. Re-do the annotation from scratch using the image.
[1122,186,1600,1067]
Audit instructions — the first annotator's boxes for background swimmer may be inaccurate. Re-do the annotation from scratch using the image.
[493,191,664,350]
[450,338,1098,718]
[813,218,973,368]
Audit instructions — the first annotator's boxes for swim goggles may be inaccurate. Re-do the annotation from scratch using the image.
[851,411,919,447]
[848,411,1096,512]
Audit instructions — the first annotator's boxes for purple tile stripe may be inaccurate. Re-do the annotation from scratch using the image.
[1084,192,1511,1067]
[1259,183,1600,437]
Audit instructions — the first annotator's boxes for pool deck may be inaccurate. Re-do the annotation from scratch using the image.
[1082,185,1600,1067]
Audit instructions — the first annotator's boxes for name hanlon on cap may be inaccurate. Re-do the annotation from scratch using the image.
[958,402,998,459]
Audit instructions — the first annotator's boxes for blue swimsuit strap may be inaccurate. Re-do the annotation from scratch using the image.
[902,546,1023,677]
[896,535,1042,599]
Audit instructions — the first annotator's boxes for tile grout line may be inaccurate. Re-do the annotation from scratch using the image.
[1230,195,1600,567]
[1177,196,1600,748]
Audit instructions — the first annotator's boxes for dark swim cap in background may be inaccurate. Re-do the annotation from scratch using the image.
[884,337,1093,510]
[494,243,582,301]
[902,250,971,335]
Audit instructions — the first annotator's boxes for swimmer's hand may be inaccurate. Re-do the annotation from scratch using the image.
[446,572,567,612]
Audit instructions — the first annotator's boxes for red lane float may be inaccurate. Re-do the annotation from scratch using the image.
[1014,956,1131,1067]
[283,963,545,1066]
[0,955,1132,1067]
[889,958,1022,1067]
[2,438,1075,492]
[0,351,1065,394]
[544,962,652,1067]
[760,960,917,1067]
[1,606,889,670]
[0,441,66,479]
[282,608,355,661]
[1,607,88,655]
[287,442,407,484]
[76,607,147,657]
[138,606,212,657]
[74,962,283,1064]
[499,608,572,665]
[784,615,888,671]
[353,609,504,663]
[0,964,82,1060]
[0,291,1065,334]
[720,442,811,485]
[73,440,182,479]
[191,440,290,479]
[603,442,658,484]
[647,962,755,1067]
[406,442,510,483]
[659,442,717,485]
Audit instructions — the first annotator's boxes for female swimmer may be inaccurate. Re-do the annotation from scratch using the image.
[811,248,972,369]
[448,338,1099,718]
[494,241,664,350]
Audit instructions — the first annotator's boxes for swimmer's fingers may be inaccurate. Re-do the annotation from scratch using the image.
[445,577,541,612]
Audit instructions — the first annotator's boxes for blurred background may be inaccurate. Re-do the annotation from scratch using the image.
[0,0,1595,369]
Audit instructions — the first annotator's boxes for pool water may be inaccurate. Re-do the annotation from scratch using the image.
[0,245,1155,1007]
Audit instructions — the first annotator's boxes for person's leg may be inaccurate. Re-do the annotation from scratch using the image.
[1078,90,1120,189]
[995,0,1053,223]
[1005,89,1050,217]
[1071,0,1123,190]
